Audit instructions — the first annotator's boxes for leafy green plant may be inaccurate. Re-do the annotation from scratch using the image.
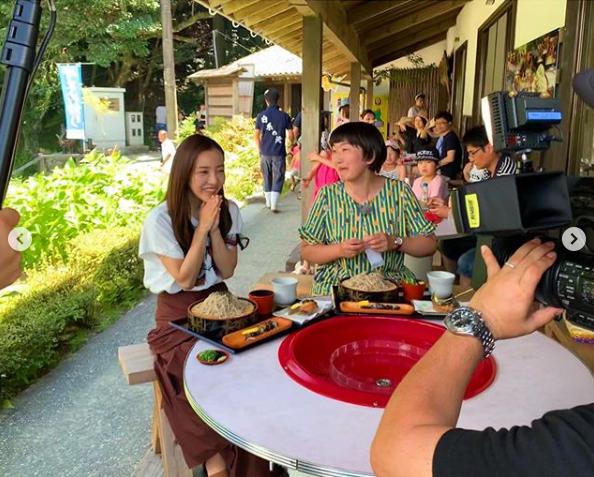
[4,150,165,268]
[0,227,144,404]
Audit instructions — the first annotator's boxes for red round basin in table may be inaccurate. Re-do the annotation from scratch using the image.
[278,315,497,408]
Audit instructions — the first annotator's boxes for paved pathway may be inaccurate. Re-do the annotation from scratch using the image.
[0,193,301,477]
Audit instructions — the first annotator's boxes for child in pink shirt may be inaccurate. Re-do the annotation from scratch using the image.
[305,149,340,204]
[412,149,449,208]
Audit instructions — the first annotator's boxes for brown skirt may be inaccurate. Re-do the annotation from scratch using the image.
[147,283,283,476]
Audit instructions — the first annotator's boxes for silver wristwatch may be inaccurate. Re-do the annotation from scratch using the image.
[444,306,495,358]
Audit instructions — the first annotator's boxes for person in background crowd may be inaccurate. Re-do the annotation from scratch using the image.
[380,140,406,181]
[412,149,449,207]
[396,115,433,153]
[361,109,377,125]
[462,153,490,183]
[254,88,294,212]
[0,208,22,289]
[429,126,517,287]
[303,112,338,203]
[371,238,593,477]
[292,111,302,142]
[196,104,207,130]
[155,105,167,132]
[337,99,350,127]
[407,93,428,119]
[159,130,176,173]
[433,111,463,180]
[305,147,340,205]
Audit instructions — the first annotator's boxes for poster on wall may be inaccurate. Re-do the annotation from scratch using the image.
[505,28,560,97]
[331,92,389,137]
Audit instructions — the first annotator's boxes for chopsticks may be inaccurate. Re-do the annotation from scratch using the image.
[454,288,474,299]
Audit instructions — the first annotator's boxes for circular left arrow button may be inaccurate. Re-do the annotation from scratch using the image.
[8,227,32,251]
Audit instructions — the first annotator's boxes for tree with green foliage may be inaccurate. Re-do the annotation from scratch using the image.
[0,1,266,167]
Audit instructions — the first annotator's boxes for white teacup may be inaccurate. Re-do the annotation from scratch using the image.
[271,277,298,306]
[426,271,456,299]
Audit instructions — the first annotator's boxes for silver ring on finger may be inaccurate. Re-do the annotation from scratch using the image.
[504,261,516,269]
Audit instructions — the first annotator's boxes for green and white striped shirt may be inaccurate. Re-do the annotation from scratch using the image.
[299,178,435,295]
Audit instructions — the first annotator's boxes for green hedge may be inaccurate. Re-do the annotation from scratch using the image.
[0,227,145,404]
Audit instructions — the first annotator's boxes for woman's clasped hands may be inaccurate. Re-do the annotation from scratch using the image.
[339,233,392,258]
[198,194,222,234]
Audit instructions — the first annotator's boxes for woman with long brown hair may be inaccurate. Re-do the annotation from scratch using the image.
[139,134,280,477]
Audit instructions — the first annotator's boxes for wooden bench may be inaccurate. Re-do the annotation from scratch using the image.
[118,343,194,477]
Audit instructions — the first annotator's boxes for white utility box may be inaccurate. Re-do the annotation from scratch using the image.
[126,112,144,146]
[83,87,126,149]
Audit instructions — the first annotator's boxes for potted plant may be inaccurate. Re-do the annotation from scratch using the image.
[402,277,426,303]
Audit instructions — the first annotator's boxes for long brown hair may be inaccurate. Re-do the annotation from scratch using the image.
[166,134,232,255]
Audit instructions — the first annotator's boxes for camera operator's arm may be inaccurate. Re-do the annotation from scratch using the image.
[371,239,563,477]
[0,208,23,289]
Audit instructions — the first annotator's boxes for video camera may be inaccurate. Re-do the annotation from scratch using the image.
[450,91,594,331]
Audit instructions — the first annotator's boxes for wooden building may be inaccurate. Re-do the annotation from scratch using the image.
[188,45,302,125]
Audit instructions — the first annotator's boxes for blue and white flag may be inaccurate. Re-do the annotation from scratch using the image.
[57,63,85,139]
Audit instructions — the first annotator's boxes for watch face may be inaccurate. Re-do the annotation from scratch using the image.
[453,314,475,333]
[447,308,478,334]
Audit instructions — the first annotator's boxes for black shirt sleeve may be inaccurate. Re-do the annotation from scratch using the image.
[433,404,594,477]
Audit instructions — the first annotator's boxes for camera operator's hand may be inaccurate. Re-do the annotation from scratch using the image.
[0,208,23,289]
[470,239,563,340]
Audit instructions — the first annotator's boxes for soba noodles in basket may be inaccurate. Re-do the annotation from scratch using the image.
[191,291,253,320]
[342,272,397,292]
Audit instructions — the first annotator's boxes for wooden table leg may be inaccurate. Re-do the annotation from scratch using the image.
[155,381,193,477]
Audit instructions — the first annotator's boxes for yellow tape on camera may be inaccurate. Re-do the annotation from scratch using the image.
[464,194,480,229]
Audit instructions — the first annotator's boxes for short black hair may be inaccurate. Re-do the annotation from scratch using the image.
[435,111,453,123]
[462,125,490,148]
[415,93,426,100]
[329,122,386,172]
[361,109,375,118]
[264,88,279,104]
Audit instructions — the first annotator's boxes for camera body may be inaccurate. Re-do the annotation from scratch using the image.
[452,91,594,330]
[451,175,594,331]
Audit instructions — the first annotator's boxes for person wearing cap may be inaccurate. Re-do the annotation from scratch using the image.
[411,149,449,207]
[407,93,428,119]
[380,140,406,181]
[254,88,294,212]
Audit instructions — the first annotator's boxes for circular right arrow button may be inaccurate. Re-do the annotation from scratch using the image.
[562,227,586,252]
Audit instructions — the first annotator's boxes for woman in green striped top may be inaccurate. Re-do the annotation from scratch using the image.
[299,122,438,296]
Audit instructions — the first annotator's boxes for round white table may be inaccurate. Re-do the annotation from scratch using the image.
[184,318,594,476]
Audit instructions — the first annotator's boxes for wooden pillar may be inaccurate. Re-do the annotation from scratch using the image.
[232,78,240,115]
[283,82,291,114]
[349,62,361,121]
[544,0,594,174]
[160,0,179,138]
[366,79,374,110]
[301,15,322,221]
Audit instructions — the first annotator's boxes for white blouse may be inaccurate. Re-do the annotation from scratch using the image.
[139,200,243,294]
